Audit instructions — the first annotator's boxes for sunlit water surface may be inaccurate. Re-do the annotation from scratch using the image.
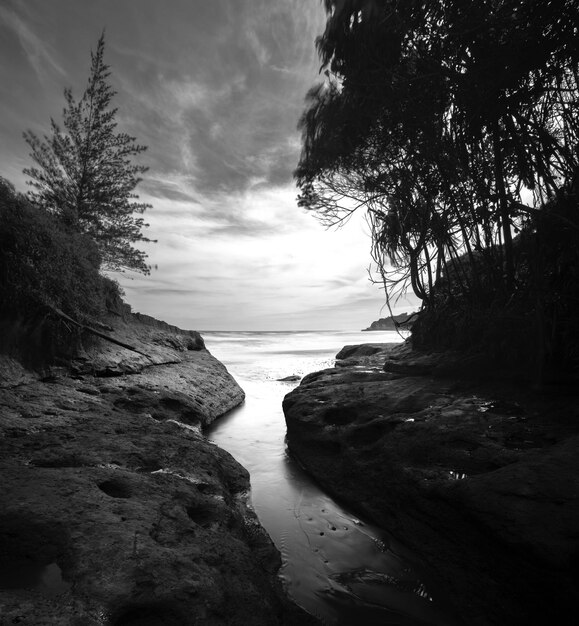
[204,330,458,626]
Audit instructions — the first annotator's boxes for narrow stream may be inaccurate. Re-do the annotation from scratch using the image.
[204,331,458,626]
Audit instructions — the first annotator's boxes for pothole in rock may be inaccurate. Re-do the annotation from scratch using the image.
[195,482,215,494]
[98,478,133,499]
[113,396,151,413]
[0,561,70,597]
[111,602,186,626]
[160,396,203,424]
[0,516,71,597]
[185,502,221,529]
[159,397,187,411]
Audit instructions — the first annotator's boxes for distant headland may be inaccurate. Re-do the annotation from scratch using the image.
[362,311,415,331]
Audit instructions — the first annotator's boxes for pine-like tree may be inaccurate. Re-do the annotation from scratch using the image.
[23,33,153,274]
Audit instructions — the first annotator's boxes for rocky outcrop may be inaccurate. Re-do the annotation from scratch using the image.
[0,313,314,625]
[362,312,414,331]
[334,343,396,365]
[283,342,579,626]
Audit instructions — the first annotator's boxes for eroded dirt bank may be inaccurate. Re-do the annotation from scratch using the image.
[283,341,579,626]
[0,313,315,625]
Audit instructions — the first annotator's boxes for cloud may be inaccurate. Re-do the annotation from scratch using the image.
[120,177,383,329]
[1,0,395,329]
[245,28,271,67]
[0,3,66,81]
[140,172,200,203]
[109,0,325,200]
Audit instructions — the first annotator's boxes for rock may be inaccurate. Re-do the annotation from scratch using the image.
[335,343,397,368]
[277,375,301,382]
[283,340,579,626]
[73,311,206,377]
[0,314,315,625]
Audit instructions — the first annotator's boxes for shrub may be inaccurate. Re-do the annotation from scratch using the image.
[0,177,123,365]
[1,177,109,320]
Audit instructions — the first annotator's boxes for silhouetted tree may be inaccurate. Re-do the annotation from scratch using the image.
[24,33,153,274]
[297,0,579,309]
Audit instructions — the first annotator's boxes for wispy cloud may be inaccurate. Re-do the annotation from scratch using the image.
[0,3,66,81]
[109,0,324,200]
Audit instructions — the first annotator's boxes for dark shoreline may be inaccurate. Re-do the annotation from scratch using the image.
[283,341,579,626]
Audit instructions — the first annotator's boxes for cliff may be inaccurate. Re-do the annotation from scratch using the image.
[283,341,579,625]
[0,311,314,625]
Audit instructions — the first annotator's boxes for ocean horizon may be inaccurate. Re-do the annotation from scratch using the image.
[202,328,407,383]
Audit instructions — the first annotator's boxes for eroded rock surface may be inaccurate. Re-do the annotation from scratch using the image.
[283,342,579,626]
[0,314,313,625]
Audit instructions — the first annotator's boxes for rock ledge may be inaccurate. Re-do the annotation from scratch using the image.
[283,341,579,626]
[1,313,313,625]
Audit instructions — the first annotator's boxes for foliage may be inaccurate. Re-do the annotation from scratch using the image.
[0,176,120,324]
[296,0,579,376]
[23,33,153,274]
[410,189,579,378]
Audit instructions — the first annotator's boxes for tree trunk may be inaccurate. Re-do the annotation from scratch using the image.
[492,120,515,291]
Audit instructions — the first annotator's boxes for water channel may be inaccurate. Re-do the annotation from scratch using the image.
[204,331,458,626]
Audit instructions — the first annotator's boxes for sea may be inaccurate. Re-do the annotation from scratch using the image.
[203,330,458,626]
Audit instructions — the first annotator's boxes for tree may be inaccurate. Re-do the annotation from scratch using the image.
[297,0,579,308]
[23,33,153,274]
[296,1,579,376]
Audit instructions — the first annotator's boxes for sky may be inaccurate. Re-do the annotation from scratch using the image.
[0,0,417,330]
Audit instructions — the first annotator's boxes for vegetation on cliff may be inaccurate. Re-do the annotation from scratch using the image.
[1,35,154,364]
[0,177,123,363]
[296,0,579,379]
[23,33,153,275]
[0,178,115,319]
